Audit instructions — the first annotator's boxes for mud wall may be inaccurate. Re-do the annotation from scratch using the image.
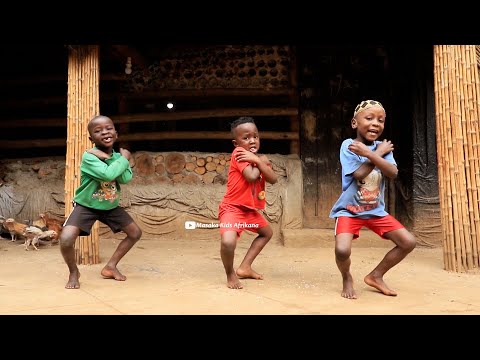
[0,151,303,244]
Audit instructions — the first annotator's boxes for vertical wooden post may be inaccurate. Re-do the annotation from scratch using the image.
[289,116,300,155]
[433,45,480,272]
[118,95,130,149]
[288,45,300,155]
[66,45,100,265]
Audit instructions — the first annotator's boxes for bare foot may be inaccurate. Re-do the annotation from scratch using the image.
[341,273,357,299]
[236,267,263,280]
[101,266,127,281]
[65,271,81,289]
[364,274,397,296]
[226,272,243,289]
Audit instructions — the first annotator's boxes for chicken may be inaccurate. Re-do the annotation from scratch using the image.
[38,229,57,242]
[23,226,43,251]
[23,227,57,251]
[0,216,7,239]
[31,216,47,231]
[3,218,28,242]
[39,213,64,244]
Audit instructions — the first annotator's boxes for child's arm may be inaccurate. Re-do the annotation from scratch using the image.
[235,148,278,184]
[349,139,398,179]
[116,148,133,184]
[81,152,131,182]
[85,148,133,183]
[256,155,278,184]
[119,147,132,161]
[87,148,111,160]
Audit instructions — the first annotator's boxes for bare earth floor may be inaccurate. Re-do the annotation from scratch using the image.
[0,235,479,315]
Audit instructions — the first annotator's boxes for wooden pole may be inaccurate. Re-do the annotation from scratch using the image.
[433,45,480,272]
[436,46,452,270]
[66,45,100,265]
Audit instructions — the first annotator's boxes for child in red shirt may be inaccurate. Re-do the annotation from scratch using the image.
[219,117,278,289]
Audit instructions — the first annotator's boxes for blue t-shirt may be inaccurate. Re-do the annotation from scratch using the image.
[329,138,397,219]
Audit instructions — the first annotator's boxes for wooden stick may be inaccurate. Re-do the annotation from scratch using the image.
[447,45,467,272]
[455,46,474,268]
[458,45,478,268]
[466,45,480,267]
[436,45,456,270]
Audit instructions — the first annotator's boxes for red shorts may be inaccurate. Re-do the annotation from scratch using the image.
[334,215,404,240]
[218,203,268,237]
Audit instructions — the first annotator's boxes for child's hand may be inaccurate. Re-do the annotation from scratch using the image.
[87,148,111,160]
[235,147,259,164]
[375,139,394,157]
[119,148,132,161]
[348,141,371,157]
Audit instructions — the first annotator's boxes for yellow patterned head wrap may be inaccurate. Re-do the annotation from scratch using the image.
[353,100,385,118]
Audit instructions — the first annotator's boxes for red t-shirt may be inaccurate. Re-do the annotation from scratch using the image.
[220,147,267,210]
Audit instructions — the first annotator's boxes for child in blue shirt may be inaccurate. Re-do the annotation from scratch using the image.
[329,100,416,299]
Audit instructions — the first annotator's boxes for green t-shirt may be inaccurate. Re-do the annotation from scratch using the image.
[73,149,132,210]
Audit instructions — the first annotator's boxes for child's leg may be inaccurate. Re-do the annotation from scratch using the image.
[335,233,356,299]
[236,225,272,280]
[59,225,82,289]
[220,230,242,289]
[364,228,416,296]
[101,221,142,281]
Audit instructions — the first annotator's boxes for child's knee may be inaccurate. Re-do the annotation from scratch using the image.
[404,233,416,252]
[221,239,236,252]
[335,246,351,261]
[258,226,273,239]
[131,227,142,242]
[60,236,76,248]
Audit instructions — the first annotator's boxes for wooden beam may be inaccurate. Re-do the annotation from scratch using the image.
[124,88,296,99]
[0,131,298,149]
[0,87,294,108]
[113,108,298,123]
[0,117,66,128]
[0,107,298,128]
[120,131,299,141]
[0,73,125,85]
[0,138,66,149]
[0,93,117,108]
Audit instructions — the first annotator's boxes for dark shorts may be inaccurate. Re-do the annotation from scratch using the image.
[334,215,404,240]
[64,203,134,236]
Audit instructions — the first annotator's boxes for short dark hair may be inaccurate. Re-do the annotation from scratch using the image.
[87,115,113,134]
[230,116,255,132]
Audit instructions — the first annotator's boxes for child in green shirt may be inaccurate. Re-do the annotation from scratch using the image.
[60,115,142,289]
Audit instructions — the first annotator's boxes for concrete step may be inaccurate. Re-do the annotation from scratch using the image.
[281,228,393,248]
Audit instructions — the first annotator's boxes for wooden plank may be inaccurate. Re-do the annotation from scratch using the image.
[0,139,66,149]
[113,108,298,123]
[0,131,298,149]
[0,93,116,107]
[125,88,295,99]
[0,88,294,108]
[0,73,124,85]
[120,131,299,141]
[0,107,298,128]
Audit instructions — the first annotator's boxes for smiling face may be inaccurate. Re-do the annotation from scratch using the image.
[232,122,260,153]
[88,116,118,151]
[351,105,386,145]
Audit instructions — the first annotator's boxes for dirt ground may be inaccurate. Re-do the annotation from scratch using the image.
[0,234,479,315]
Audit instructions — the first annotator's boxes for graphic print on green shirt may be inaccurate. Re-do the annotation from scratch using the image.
[73,149,133,210]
